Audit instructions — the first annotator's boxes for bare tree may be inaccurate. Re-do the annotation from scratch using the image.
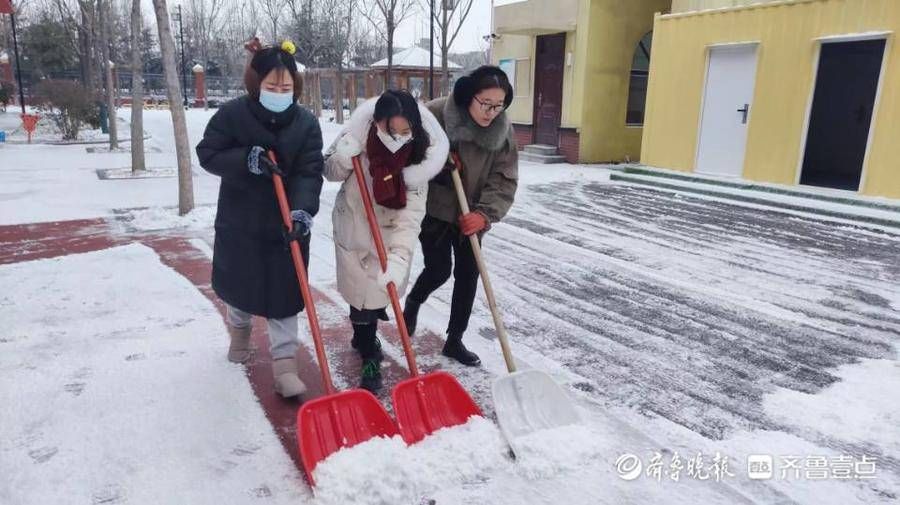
[186,0,226,108]
[129,0,145,172]
[259,0,285,42]
[217,0,258,79]
[75,0,99,95]
[151,0,194,215]
[361,0,416,87]
[320,0,355,123]
[98,0,118,149]
[421,0,472,95]
[286,0,325,67]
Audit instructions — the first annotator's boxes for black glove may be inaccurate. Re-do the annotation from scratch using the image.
[247,146,284,178]
[282,209,312,247]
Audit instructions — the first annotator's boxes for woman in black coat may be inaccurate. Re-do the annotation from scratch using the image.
[196,39,323,398]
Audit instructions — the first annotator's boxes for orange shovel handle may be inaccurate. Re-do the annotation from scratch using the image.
[269,151,336,394]
[351,155,419,377]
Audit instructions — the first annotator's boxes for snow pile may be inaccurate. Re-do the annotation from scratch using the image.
[125,205,217,231]
[98,167,177,179]
[6,113,108,143]
[763,358,900,456]
[512,423,605,479]
[890,293,900,312]
[312,416,615,505]
[313,416,509,505]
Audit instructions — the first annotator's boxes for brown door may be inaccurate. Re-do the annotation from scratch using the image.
[533,33,566,146]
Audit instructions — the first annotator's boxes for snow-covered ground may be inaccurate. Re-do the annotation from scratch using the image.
[0,244,309,504]
[2,106,899,504]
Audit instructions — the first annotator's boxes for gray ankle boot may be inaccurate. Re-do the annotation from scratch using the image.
[272,357,307,398]
[227,324,252,363]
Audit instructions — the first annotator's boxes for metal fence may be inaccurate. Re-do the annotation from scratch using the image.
[16,71,246,107]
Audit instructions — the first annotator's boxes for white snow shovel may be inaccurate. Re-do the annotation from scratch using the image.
[449,153,581,456]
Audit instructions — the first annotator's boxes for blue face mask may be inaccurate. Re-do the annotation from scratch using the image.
[259,89,294,113]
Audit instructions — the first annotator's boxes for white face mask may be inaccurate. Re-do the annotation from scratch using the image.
[376,127,413,154]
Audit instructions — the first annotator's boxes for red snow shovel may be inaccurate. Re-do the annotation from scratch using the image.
[351,155,482,444]
[268,152,398,486]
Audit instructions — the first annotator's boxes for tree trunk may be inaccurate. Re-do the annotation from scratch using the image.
[441,4,449,96]
[313,72,322,118]
[152,0,195,215]
[79,2,96,91]
[99,0,118,149]
[130,0,146,172]
[349,73,358,112]
[386,22,393,88]
[334,70,344,124]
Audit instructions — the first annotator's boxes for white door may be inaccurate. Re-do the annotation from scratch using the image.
[695,45,759,177]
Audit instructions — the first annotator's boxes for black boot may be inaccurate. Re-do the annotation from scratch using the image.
[442,333,481,367]
[403,298,421,336]
[352,323,384,392]
[360,358,383,392]
[351,323,383,362]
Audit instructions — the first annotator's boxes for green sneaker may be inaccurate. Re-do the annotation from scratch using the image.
[360,359,383,393]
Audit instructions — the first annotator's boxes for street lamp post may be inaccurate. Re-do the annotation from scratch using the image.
[173,4,188,108]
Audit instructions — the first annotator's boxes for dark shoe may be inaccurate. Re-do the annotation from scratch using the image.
[442,334,481,367]
[360,359,383,392]
[403,299,421,336]
[351,323,383,361]
[359,335,384,362]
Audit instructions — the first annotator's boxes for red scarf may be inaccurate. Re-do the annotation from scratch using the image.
[366,124,411,209]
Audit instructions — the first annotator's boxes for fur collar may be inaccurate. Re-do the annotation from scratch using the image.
[441,95,510,152]
[342,97,449,188]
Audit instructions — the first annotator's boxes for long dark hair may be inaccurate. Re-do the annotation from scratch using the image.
[373,90,430,165]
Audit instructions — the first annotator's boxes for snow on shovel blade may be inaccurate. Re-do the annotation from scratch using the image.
[297,389,398,485]
[492,370,581,456]
[392,371,483,444]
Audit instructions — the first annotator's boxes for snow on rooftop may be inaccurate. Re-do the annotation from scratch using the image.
[370,46,461,70]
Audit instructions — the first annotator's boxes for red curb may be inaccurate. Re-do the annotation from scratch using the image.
[0,219,124,265]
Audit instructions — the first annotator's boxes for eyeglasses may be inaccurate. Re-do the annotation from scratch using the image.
[473,96,505,114]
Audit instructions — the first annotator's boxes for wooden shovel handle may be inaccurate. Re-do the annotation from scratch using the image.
[351,156,419,377]
[449,153,517,373]
[269,151,335,394]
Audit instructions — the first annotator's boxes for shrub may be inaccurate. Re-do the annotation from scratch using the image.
[33,79,99,140]
[0,82,13,111]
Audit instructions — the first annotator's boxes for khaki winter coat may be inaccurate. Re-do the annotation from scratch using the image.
[324,98,450,310]
[424,96,518,225]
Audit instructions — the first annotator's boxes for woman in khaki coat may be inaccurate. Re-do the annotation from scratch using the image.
[404,66,519,367]
[324,90,449,392]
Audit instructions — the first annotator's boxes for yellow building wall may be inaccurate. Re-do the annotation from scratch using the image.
[672,0,785,13]
[561,31,580,128]
[641,0,900,198]
[575,0,671,162]
[492,34,536,124]
[492,30,581,129]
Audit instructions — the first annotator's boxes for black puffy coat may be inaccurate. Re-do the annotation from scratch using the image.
[196,96,324,319]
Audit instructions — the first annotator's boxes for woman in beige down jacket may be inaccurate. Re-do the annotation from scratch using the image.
[324,90,449,392]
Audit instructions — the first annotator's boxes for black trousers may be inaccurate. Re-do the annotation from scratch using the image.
[407,215,481,337]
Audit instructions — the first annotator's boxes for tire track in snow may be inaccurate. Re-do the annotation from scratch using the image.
[481,181,900,477]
